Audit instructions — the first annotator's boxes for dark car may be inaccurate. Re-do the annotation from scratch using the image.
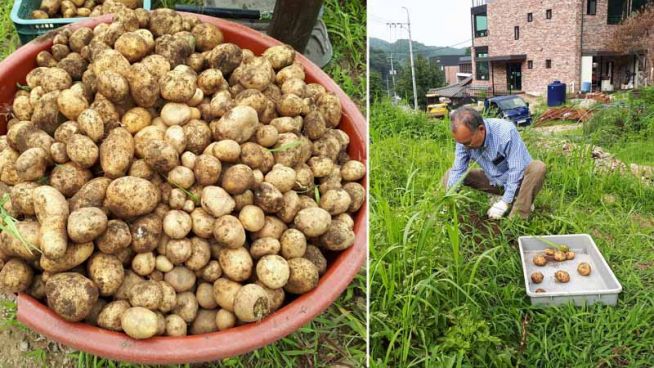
[484,95,532,126]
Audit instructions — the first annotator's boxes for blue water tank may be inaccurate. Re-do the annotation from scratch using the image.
[547,80,567,107]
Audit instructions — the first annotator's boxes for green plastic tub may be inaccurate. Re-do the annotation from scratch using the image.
[10,0,151,44]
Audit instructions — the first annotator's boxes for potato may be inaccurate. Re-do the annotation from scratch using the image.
[252,216,287,240]
[189,309,218,335]
[308,156,334,178]
[256,255,289,289]
[69,27,94,53]
[280,229,307,259]
[174,291,198,323]
[45,272,99,321]
[95,219,131,254]
[276,63,304,85]
[127,63,160,108]
[192,23,223,52]
[220,164,254,195]
[160,102,191,126]
[160,68,197,103]
[200,186,235,217]
[185,237,210,271]
[341,160,366,181]
[196,282,218,309]
[32,185,69,259]
[294,207,331,237]
[211,140,239,163]
[15,147,49,182]
[233,284,270,322]
[97,300,130,331]
[254,182,283,213]
[319,220,355,251]
[263,45,295,70]
[197,69,225,95]
[105,176,160,218]
[163,210,192,239]
[130,214,163,253]
[213,215,245,249]
[158,280,177,313]
[129,280,163,310]
[319,188,351,215]
[121,307,159,339]
[165,314,187,336]
[65,205,108,245]
[211,105,258,143]
[265,165,296,193]
[87,253,124,296]
[121,107,151,134]
[115,32,149,62]
[304,245,327,275]
[66,134,98,168]
[250,237,280,259]
[12,95,33,121]
[257,282,285,312]
[255,125,279,148]
[0,220,40,261]
[96,70,129,103]
[132,251,156,276]
[114,270,144,300]
[164,266,196,292]
[40,242,94,273]
[0,258,33,293]
[343,182,365,213]
[238,205,265,232]
[284,257,319,294]
[206,43,242,74]
[215,309,236,331]
[183,119,212,154]
[100,127,134,178]
[57,89,88,121]
[212,277,241,311]
[77,108,104,143]
[143,139,179,174]
[218,247,252,282]
[165,238,191,265]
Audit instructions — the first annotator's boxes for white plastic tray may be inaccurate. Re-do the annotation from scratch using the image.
[518,234,622,306]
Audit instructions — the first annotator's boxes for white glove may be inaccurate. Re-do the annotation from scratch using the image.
[487,200,509,220]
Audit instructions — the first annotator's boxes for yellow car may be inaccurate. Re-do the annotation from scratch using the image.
[427,103,449,119]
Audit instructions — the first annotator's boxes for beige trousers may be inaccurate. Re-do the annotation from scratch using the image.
[442,160,546,219]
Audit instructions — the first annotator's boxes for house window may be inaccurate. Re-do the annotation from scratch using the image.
[546,9,552,19]
[587,0,597,15]
[527,13,533,22]
[514,26,520,40]
[528,60,533,69]
[475,47,489,80]
[474,13,488,37]
[546,59,552,68]
[607,0,625,24]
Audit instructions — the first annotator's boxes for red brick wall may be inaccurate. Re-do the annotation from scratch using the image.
[582,0,619,53]
[444,66,459,85]
[472,0,584,95]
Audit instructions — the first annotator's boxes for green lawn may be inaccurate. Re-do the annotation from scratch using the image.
[370,100,654,367]
[0,1,366,367]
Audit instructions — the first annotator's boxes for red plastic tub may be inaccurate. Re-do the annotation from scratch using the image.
[0,14,367,364]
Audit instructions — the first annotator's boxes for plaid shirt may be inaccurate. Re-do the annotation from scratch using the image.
[446,118,532,203]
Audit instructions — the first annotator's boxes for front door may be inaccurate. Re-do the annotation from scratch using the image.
[507,63,522,92]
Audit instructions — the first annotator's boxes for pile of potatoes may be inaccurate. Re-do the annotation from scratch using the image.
[0,7,365,340]
[32,0,143,20]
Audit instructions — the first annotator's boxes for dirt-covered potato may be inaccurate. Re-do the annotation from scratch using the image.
[100,127,134,178]
[190,309,218,335]
[304,245,327,276]
[263,45,295,70]
[319,220,355,251]
[174,291,198,323]
[293,207,331,237]
[213,215,245,249]
[215,308,236,331]
[238,204,265,232]
[206,43,242,74]
[163,210,192,239]
[201,186,235,217]
[256,255,289,289]
[132,251,156,276]
[577,262,592,276]
[32,185,69,259]
[96,219,131,254]
[98,300,130,331]
[66,133,99,168]
[105,176,160,218]
[130,214,163,253]
[284,257,319,294]
[67,207,108,243]
[233,283,270,322]
[0,258,34,293]
[192,23,223,52]
[88,253,124,296]
[250,237,280,259]
[129,280,163,310]
[40,242,94,273]
[165,314,187,336]
[530,272,544,284]
[533,255,547,267]
[121,307,159,339]
[45,272,99,321]
[164,266,196,292]
[194,154,221,185]
[218,247,252,282]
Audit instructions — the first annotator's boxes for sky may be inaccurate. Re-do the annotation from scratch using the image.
[367,0,472,48]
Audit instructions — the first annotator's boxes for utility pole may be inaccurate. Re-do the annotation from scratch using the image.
[403,6,418,110]
[387,54,397,97]
[385,75,390,97]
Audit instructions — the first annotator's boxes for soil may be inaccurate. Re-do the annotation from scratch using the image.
[534,124,580,135]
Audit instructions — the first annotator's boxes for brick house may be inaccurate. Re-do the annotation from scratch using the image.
[470,0,651,96]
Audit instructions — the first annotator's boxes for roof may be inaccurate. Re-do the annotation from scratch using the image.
[430,55,463,67]
[459,56,472,63]
[488,95,523,102]
[477,54,527,62]
[425,76,473,98]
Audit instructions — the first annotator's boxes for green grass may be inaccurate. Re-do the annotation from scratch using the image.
[610,139,654,166]
[0,1,366,366]
[370,99,654,367]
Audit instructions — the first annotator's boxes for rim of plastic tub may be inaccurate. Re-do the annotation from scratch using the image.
[0,13,367,364]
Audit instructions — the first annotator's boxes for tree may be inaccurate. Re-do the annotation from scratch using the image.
[396,54,445,109]
[608,3,654,84]
[369,71,385,103]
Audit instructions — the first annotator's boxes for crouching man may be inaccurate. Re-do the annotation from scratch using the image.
[442,107,546,219]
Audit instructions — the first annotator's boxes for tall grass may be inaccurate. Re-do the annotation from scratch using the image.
[370,100,654,367]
